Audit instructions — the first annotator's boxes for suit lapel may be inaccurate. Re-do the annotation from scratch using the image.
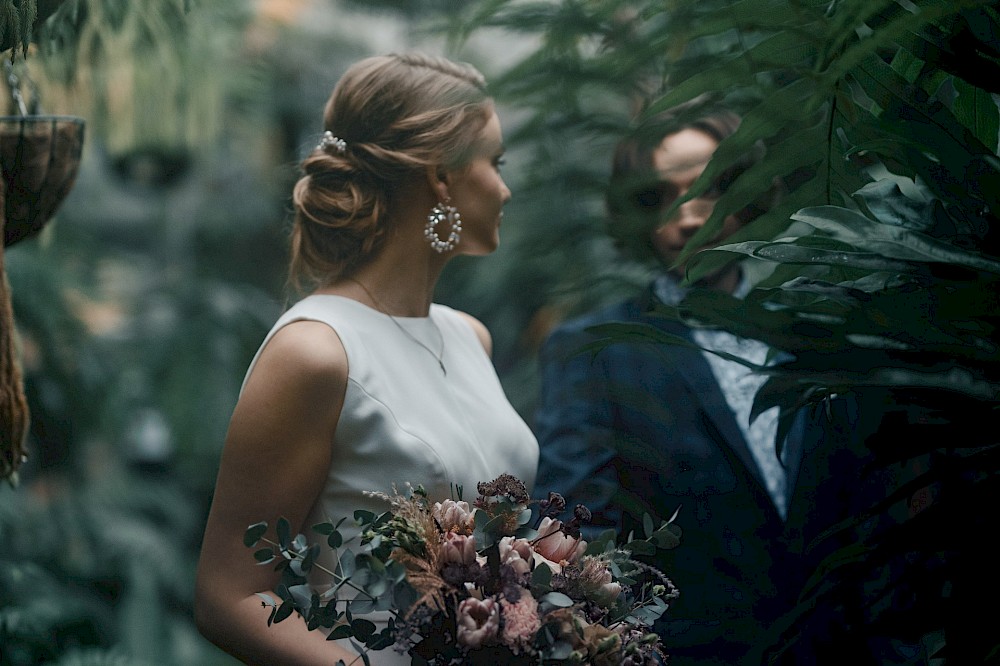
[634,287,778,505]
[779,408,806,502]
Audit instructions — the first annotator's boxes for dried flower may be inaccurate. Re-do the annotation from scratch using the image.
[456,596,500,648]
[582,622,624,666]
[544,609,623,666]
[539,491,567,517]
[476,473,530,504]
[577,555,623,606]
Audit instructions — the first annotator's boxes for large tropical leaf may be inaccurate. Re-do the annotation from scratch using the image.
[458,0,1000,662]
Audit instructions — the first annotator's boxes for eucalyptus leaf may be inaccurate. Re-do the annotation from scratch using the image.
[338,549,356,578]
[514,526,538,540]
[385,559,407,584]
[328,624,353,640]
[626,540,656,557]
[272,600,294,624]
[651,525,683,550]
[365,577,389,598]
[349,598,377,614]
[312,522,335,536]
[393,580,419,612]
[531,561,553,591]
[254,592,276,607]
[253,547,275,564]
[244,522,267,548]
[353,510,376,525]
[276,517,291,550]
[366,626,395,650]
[642,513,653,538]
[289,584,312,611]
[351,567,371,588]
[540,591,575,608]
[373,588,394,611]
[518,507,533,526]
[351,618,377,641]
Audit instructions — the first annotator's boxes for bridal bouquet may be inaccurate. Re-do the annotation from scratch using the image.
[245,473,681,665]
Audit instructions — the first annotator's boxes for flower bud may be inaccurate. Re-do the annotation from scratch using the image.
[440,532,477,566]
[456,596,500,648]
[498,536,533,576]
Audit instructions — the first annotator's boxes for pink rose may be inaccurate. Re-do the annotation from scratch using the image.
[440,532,477,566]
[498,536,533,576]
[456,596,500,648]
[533,517,587,566]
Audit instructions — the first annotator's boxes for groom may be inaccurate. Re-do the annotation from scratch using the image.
[532,106,839,665]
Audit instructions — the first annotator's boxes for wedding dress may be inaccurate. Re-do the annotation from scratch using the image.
[243,294,540,665]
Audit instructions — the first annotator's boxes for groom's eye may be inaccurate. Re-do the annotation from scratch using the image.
[631,182,678,212]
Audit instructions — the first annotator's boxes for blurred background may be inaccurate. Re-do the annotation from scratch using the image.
[0,2,614,663]
[1,0,997,664]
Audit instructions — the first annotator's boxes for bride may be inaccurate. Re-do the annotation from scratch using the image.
[194,52,539,665]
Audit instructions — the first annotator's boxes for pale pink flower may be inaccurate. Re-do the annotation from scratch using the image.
[433,499,475,534]
[498,536,533,576]
[579,556,622,606]
[500,590,541,652]
[439,532,477,566]
[533,517,587,566]
[456,596,500,648]
[597,578,622,606]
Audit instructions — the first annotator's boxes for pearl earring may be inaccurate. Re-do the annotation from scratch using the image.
[425,200,462,252]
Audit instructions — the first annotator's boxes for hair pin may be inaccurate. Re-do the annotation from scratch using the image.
[318,130,347,154]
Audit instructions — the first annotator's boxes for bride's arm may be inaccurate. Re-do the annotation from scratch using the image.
[195,320,362,666]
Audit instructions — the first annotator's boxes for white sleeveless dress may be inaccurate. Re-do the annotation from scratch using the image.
[242,294,539,664]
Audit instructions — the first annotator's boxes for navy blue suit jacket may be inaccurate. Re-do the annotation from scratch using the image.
[533,285,813,666]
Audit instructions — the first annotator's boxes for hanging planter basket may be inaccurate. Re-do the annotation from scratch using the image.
[1,114,85,246]
[0,114,85,483]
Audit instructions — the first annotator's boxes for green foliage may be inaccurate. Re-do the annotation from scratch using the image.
[0,461,218,665]
[0,4,307,665]
[29,0,253,161]
[456,0,1000,662]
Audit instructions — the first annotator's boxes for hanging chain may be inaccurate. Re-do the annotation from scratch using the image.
[4,58,40,116]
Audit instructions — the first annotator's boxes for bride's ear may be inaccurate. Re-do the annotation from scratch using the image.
[425,164,450,203]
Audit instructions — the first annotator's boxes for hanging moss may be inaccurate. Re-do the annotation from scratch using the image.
[0,0,38,56]
[0,188,29,485]
[24,0,242,172]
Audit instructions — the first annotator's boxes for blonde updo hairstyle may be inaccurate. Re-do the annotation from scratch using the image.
[290,53,493,289]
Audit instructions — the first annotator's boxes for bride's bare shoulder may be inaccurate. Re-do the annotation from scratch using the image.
[453,310,493,357]
[253,319,349,387]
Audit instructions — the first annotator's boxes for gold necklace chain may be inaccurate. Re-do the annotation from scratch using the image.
[348,278,447,376]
